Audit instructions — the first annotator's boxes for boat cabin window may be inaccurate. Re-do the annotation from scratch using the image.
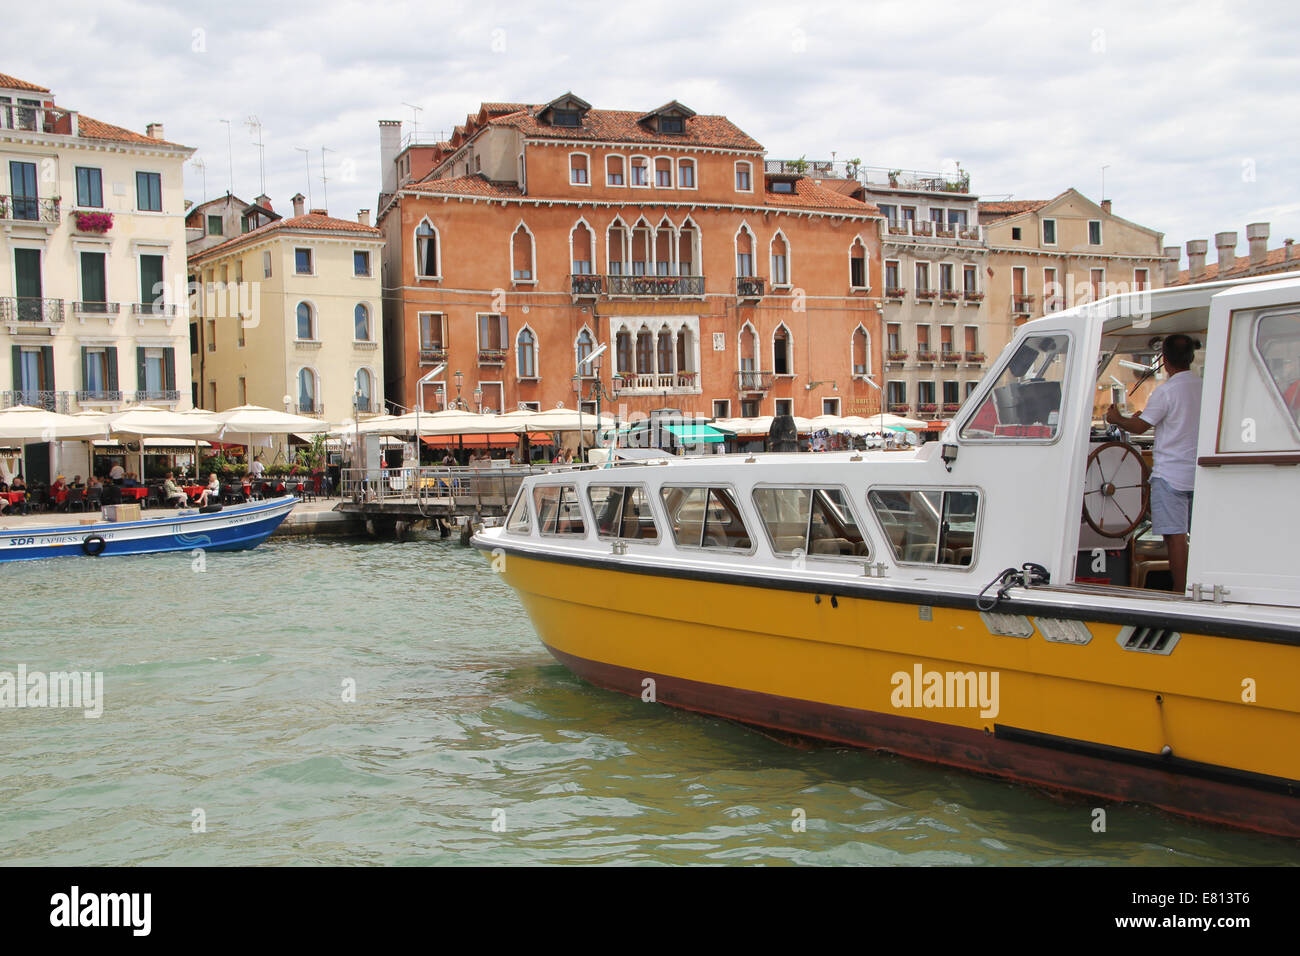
[961,333,1069,441]
[533,484,586,536]
[588,484,659,541]
[868,488,980,566]
[506,488,531,534]
[660,485,752,551]
[1215,308,1300,454]
[752,486,869,559]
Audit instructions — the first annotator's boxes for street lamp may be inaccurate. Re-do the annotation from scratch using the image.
[473,386,483,414]
[454,370,464,410]
[414,363,446,468]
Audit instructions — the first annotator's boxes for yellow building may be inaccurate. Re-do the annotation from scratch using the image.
[980,190,1171,416]
[187,195,385,427]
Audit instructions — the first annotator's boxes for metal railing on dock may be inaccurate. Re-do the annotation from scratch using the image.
[339,464,574,517]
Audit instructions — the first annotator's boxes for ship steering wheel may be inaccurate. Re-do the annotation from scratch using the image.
[1082,440,1151,538]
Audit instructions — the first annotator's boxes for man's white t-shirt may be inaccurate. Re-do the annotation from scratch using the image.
[109,464,125,481]
[250,461,265,478]
[1139,369,1202,491]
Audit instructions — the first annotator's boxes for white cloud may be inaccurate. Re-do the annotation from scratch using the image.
[8,0,1298,261]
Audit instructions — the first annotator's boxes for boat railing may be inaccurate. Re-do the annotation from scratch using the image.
[340,464,572,511]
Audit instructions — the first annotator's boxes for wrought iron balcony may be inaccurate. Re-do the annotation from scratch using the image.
[736,276,765,300]
[940,348,961,363]
[419,347,447,365]
[915,350,938,363]
[134,390,180,403]
[570,274,603,297]
[73,301,121,316]
[3,390,70,412]
[884,286,907,299]
[1,297,64,324]
[478,348,507,366]
[132,302,180,317]
[606,274,704,297]
[1011,294,1035,315]
[0,195,60,224]
[736,370,774,393]
[77,390,123,404]
[963,290,984,303]
[886,350,909,363]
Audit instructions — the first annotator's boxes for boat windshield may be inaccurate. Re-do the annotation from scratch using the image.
[961,333,1069,440]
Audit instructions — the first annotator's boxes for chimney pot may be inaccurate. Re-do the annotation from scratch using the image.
[1286,238,1295,261]
[145,122,164,140]
[1246,222,1270,267]
[254,194,272,211]
[291,193,305,217]
[1100,199,1111,213]
[1214,231,1238,274]
[379,120,403,196]
[1162,245,1181,284]
[357,209,370,226]
[1187,239,1208,278]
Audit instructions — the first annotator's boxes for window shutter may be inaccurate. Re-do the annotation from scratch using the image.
[81,346,89,391]
[105,347,119,391]
[10,346,20,390]
[136,347,147,394]
[40,346,53,391]
[163,349,175,391]
[498,314,508,348]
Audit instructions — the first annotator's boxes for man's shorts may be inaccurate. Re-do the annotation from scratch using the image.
[1150,476,1193,535]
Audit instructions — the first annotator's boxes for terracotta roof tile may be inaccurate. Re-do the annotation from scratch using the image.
[764,176,879,213]
[1169,244,1300,285]
[405,175,525,198]
[489,107,762,151]
[0,72,50,93]
[190,212,380,262]
[77,114,189,149]
[978,199,1049,219]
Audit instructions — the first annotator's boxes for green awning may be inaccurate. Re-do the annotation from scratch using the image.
[663,423,726,443]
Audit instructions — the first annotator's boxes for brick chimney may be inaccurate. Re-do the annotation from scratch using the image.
[357,209,370,226]
[379,120,402,195]
[1215,231,1238,274]
[1162,245,1181,284]
[1187,239,1208,278]
[254,194,273,211]
[1246,222,1270,267]
[1100,199,1112,214]
[146,122,164,140]
[1287,238,1295,262]
[309,208,327,217]
[291,193,305,217]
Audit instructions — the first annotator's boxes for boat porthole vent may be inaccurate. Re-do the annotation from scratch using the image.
[1116,625,1181,655]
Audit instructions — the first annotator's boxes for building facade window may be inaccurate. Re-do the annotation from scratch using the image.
[735,225,755,278]
[416,220,439,277]
[511,224,535,281]
[516,327,537,378]
[569,152,590,185]
[735,161,752,191]
[296,302,314,340]
[354,250,371,276]
[1089,220,1102,245]
[207,215,223,236]
[355,368,373,412]
[655,157,673,188]
[1042,218,1057,245]
[678,158,695,188]
[606,155,625,186]
[770,233,789,286]
[852,326,871,376]
[295,248,312,274]
[575,328,595,375]
[570,220,595,275]
[850,238,868,289]
[136,171,162,211]
[773,324,791,375]
[354,303,371,341]
[298,367,318,413]
[75,167,103,207]
[629,156,649,187]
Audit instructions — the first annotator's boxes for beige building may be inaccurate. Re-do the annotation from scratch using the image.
[185,193,280,258]
[856,166,991,420]
[188,195,385,423]
[0,72,194,415]
[980,190,1170,415]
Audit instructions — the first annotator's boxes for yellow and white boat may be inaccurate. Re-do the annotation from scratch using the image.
[474,273,1300,837]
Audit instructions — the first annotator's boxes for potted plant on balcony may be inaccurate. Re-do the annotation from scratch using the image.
[888,170,901,187]
[919,403,939,413]
[788,156,809,175]
[73,210,113,234]
[886,349,908,362]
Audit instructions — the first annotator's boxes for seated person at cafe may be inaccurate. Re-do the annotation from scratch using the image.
[161,472,188,508]
[10,475,24,492]
[109,462,125,484]
[195,473,221,507]
[69,475,85,489]
[122,472,142,488]
[51,475,67,496]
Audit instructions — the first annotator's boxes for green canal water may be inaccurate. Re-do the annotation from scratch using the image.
[0,536,1295,866]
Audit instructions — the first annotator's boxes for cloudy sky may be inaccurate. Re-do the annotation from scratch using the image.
[13,0,1299,265]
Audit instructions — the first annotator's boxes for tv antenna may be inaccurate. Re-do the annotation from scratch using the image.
[245,116,266,196]
[294,147,312,208]
[401,102,423,142]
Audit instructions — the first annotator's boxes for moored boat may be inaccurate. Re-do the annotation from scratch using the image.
[475,272,1300,837]
[0,497,297,561]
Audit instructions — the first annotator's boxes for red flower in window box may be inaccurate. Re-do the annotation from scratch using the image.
[73,211,113,233]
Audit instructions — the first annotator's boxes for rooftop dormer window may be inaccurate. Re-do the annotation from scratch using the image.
[659,115,684,134]
[770,181,794,194]
[553,109,581,127]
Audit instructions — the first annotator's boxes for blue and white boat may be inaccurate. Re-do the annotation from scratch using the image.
[0,497,297,561]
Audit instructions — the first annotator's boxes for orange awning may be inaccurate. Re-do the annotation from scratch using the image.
[422,433,551,448]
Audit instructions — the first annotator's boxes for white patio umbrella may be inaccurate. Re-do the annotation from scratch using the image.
[0,405,109,442]
[213,405,332,470]
[106,406,222,480]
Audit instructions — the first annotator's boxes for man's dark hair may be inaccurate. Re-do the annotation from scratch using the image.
[1162,333,1198,369]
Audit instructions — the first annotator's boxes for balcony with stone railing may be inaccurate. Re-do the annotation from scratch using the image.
[612,370,701,395]
[881,218,984,244]
[0,195,60,226]
[735,370,774,393]
[1,297,64,326]
[73,301,122,321]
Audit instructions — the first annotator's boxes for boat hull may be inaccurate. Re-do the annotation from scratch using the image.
[486,546,1300,838]
[0,498,297,561]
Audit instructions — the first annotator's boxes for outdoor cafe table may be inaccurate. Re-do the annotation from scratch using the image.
[119,487,148,502]
[1,491,24,505]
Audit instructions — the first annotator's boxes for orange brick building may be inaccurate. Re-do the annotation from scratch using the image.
[376,94,882,424]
